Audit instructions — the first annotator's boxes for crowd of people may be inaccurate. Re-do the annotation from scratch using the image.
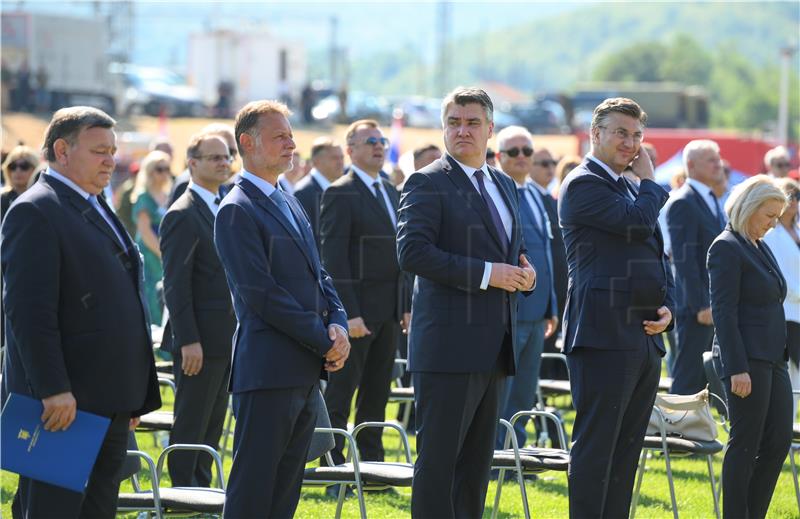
[0,87,797,519]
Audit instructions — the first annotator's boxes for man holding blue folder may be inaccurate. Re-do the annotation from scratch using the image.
[1,106,161,518]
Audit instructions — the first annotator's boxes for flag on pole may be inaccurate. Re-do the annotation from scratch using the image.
[389,108,403,166]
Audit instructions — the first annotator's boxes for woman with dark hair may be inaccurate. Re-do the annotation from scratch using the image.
[708,174,792,519]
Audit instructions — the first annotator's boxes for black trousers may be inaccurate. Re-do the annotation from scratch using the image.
[670,311,715,394]
[223,385,317,519]
[17,413,130,519]
[410,336,510,519]
[324,320,397,465]
[168,353,231,487]
[722,360,792,519]
[566,341,661,519]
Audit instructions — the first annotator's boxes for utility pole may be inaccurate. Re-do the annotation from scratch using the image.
[330,15,339,87]
[777,45,796,146]
[436,1,450,96]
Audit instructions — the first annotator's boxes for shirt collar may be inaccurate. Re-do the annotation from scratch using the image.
[686,177,715,198]
[310,169,332,191]
[240,170,277,197]
[452,157,491,183]
[350,164,382,190]
[45,167,91,200]
[587,154,623,182]
[188,180,220,213]
[526,178,550,196]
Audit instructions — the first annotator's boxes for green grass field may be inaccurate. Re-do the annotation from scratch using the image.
[2,386,797,518]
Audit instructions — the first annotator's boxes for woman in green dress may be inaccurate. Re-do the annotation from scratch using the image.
[131,150,172,325]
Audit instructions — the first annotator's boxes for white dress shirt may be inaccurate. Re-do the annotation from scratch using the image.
[763,223,800,324]
[587,154,636,201]
[310,169,333,191]
[453,158,513,290]
[685,177,721,218]
[188,180,221,216]
[350,164,397,228]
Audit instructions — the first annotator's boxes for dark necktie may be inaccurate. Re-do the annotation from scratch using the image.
[270,189,300,234]
[89,194,127,249]
[372,180,394,228]
[474,170,509,255]
[213,196,221,206]
[617,176,635,199]
[710,192,726,231]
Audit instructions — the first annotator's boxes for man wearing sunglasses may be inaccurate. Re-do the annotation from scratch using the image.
[530,148,558,193]
[398,87,536,518]
[764,145,793,179]
[319,120,407,488]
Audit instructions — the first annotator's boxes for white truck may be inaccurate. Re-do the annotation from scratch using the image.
[1,11,116,113]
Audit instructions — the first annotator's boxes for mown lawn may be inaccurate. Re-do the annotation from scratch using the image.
[2,386,798,518]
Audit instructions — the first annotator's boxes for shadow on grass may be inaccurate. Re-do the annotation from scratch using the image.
[301,486,412,512]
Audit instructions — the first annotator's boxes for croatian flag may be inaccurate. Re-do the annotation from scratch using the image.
[389,108,403,166]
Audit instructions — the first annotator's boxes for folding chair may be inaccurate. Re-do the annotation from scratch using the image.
[137,377,176,448]
[490,410,571,519]
[303,421,414,519]
[630,399,727,519]
[788,389,800,511]
[388,357,414,431]
[117,444,226,518]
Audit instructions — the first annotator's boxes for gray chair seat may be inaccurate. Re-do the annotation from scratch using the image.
[793,423,800,442]
[304,461,414,487]
[389,387,414,399]
[118,487,225,513]
[493,447,570,472]
[155,361,173,374]
[642,435,724,456]
[137,410,174,431]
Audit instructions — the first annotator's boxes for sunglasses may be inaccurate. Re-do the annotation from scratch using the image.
[775,161,791,168]
[197,154,233,163]
[500,147,533,158]
[358,136,389,148]
[153,166,171,174]
[8,161,34,172]
[534,159,557,167]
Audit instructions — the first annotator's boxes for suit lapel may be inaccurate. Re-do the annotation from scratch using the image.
[57,181,129,255]
[488,167,518,260]
[686,184,721,231]
[187,189,215,228]
[351,172,396,231]
[443,156,507,255]
[585,159,628,197]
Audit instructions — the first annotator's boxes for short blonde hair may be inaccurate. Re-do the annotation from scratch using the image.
[2,145,41,192]
[725,174,788,239]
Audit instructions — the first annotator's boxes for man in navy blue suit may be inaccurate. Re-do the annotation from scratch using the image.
[558,97,675,518]
[494,126,558,450]
[667,139,726,395]
[214,100,350,518]
[398,87,536,518]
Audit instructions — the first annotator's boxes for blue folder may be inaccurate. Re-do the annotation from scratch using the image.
[1,393,111,492]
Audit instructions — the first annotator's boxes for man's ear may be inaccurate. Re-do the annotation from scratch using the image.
[53,138,70,166]
[239,133,253,156]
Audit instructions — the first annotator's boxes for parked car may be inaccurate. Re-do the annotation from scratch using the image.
[311,91,391,125]
[110,63,207,117]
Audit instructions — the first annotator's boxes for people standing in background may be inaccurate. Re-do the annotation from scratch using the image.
[1,146,40,221]
[763,178,800,414]
[131,150,172,325]
[764,146,792,178]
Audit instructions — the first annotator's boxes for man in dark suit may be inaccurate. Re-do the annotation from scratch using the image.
[168,123,238,207]
[320,120,407,471]
[529,148,569,379]
[667,139,726,395]
[558,97,675,518]
[1,106,161,518]
[214,100,350,518]
[293,137,344,245]
[494,126,559,450]
[160,132,236,487]
[397,87,536,518]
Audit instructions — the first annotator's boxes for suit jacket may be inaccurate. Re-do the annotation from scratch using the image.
[517,184,557,322]
[558,159,675,354]
[708,227,788,378]
[293,174,325,247]
[160,188,236,358]
[540,191,569,317]
[397,154,531,374]
[666,182,724,314]
[320,172,403,324]
[214,177,348,393]
[1,174,160,417]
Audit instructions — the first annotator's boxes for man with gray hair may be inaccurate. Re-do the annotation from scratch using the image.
[494,125,558,452]
[764,145,792,178]
[398,87,536,518]
[2,106,161,517]
[667,139,726,394]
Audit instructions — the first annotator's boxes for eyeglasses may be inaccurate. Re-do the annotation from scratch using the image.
[534,159,557,167]
[153,166,171,173]
[356,136,390,148]
[8,161,34,172]
[792,191,800,201]
[500,146,534,158]
[774,161,791,168]
[196,154,233,163]
[598,126,644,143]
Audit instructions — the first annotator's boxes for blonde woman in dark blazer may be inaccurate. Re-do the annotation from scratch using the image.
[707,174,791,519]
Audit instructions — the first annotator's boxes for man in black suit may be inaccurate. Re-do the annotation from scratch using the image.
[529,147,569,379]
[320,119,407,470]
[1,106,161,518]
[397,87,536,518]
[160,132,236,487]
[214,100,350,517]
[558,97,674,518]
[168,123,238,207]
[293,137,344,245]
[667,139,726,395]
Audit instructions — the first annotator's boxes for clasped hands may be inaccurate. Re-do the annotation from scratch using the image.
[324,324,350,372]
[489,254,537,292]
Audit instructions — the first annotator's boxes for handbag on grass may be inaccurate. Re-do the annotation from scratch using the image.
[646,386,718,442]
